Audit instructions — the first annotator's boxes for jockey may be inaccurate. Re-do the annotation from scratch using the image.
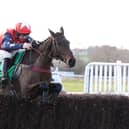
[0,22,36,87]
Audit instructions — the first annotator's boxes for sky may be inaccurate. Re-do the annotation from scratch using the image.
[0,0,129,49]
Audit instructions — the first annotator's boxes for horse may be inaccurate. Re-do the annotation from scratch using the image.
[1,27,76,103]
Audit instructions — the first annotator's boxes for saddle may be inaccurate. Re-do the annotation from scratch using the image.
[0,51,25,81]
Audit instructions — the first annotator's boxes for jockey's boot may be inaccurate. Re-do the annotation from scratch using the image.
[1,58,9,88]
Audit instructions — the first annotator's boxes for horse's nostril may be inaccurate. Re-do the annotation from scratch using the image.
[69,58,76,67]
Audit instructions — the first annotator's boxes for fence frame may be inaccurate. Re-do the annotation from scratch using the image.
[84,61,129,95]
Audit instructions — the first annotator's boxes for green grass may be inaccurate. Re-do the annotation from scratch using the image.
[62,78,84,92]
[62,78,129,93]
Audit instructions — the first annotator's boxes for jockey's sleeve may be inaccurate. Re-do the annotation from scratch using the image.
[1,33,23,51]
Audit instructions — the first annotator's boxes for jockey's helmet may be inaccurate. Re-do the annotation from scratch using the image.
[15,22,31,34]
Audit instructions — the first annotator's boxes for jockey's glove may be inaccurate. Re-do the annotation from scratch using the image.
[32,40,41,49]
[23,43,32,50]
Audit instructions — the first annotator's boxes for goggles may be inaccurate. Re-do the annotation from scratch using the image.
[15,31,29,39]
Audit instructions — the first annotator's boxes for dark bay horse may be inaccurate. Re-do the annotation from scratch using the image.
[2,27,76,102]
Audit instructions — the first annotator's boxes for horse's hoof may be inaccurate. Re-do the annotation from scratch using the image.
[9,90,18,98]
[48,93,58,104]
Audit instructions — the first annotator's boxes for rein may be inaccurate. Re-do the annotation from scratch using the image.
[32,47,42,55]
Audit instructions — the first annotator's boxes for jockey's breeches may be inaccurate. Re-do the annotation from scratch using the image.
[0,50,18,60]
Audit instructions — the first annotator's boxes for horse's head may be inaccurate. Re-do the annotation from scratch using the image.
[48,27,76,67]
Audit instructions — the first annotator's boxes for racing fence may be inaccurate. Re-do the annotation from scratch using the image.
[1,94,129,129]
[84,61,129,94]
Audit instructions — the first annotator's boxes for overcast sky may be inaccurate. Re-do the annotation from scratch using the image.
[0,0,129,49]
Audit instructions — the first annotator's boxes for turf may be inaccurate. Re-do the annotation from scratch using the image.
[62,78,84,92]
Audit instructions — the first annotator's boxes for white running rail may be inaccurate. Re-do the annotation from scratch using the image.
[84,61,129,95]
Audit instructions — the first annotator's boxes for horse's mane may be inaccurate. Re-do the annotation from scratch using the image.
[21,36,54,65]
[39,37,52,51]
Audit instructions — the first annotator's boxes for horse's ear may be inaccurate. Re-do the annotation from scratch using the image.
[60,26,64,35]
[49,29,55,37]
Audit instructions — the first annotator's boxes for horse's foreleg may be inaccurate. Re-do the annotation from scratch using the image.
[48,83,62,104]
[40,82,49,104]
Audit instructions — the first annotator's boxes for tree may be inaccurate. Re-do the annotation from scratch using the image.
[87,45,129,62]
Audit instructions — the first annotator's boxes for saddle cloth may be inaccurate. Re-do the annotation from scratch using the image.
[0,51,25,81]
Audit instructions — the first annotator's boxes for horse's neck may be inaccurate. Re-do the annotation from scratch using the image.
[33,37,53,67]
[22,37,53,66]
[21,50,39,65]
[34,54,52,68]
